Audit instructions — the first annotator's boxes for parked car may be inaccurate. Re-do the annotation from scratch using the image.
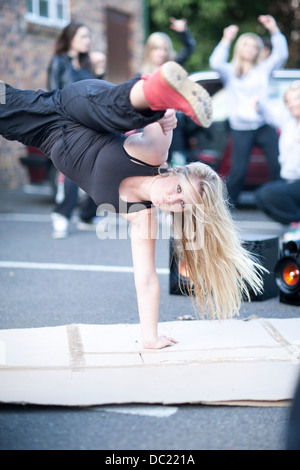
[184,69,300,189]
[20,146,57,190]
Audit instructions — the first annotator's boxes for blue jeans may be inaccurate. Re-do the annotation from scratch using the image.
[226,125,280,205]
[255,179,300,224]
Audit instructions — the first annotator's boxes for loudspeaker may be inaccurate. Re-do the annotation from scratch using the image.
[274,240,300,305]
[169,237,190,296]
[242,234,279,301]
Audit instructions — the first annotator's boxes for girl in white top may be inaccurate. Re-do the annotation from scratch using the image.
[209,15,289,205]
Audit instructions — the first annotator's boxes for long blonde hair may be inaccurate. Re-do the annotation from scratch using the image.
[232,32,263,77]
[169,162,264,320]
[142,32,176,74]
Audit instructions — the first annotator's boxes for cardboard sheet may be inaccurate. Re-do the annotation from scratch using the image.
[0,318,300,407]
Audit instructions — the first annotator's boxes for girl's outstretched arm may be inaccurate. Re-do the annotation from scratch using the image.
[123,208,178,349]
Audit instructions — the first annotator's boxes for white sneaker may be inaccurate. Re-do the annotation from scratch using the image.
[51,213,69,239]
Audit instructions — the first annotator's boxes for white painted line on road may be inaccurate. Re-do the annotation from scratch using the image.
[23,184,53,196]
[0,213,51,223]
[0,213,132,226]
[97,405,178,418]
[237,220,284,231]
[0,213,285,233]
[0,260,169,275]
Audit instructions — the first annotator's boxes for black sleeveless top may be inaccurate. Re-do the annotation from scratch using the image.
[87,133,163,213]
[42,125,164,213]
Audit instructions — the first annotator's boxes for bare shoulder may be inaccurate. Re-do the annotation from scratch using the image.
[124,117,173,167]
[124,132,166,166]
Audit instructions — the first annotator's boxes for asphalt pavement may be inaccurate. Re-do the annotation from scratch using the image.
[0,185,299,450]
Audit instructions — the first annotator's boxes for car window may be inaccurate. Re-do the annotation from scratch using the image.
[268,76,300,99]
[267,77,297,114]
[268,78,288,100]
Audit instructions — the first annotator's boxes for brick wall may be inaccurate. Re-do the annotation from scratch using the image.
[0,0,145,190]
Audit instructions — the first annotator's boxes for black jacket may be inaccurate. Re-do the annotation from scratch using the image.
[175,29,196,65]
[47,54,96,90]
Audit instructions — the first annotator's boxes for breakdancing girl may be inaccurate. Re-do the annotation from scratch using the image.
[0,62,263,349]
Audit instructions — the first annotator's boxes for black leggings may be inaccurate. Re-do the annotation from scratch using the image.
[226,125,280,205]
[256,179,300,224]
[0,76,164,151]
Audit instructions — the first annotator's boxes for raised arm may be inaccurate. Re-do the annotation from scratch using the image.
[258,15,289,71]
[209,25,239,83]
[124,109,177,166]
[169,17,196,65]
[124,209,177,349]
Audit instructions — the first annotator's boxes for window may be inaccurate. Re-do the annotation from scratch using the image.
[106,9,131,83]
[25,0,70,27]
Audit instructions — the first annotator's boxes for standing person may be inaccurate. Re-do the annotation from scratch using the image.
[0,61,264,349]
[48,22,106,238]
[142,17,196,74]
[255,81,300,230]
[142,17,196,166]
[209,15,289,206]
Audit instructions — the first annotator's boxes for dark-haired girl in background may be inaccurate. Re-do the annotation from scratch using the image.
[48,22,106,238]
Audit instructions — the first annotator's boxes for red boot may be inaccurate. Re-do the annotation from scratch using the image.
[142,61,212,128]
